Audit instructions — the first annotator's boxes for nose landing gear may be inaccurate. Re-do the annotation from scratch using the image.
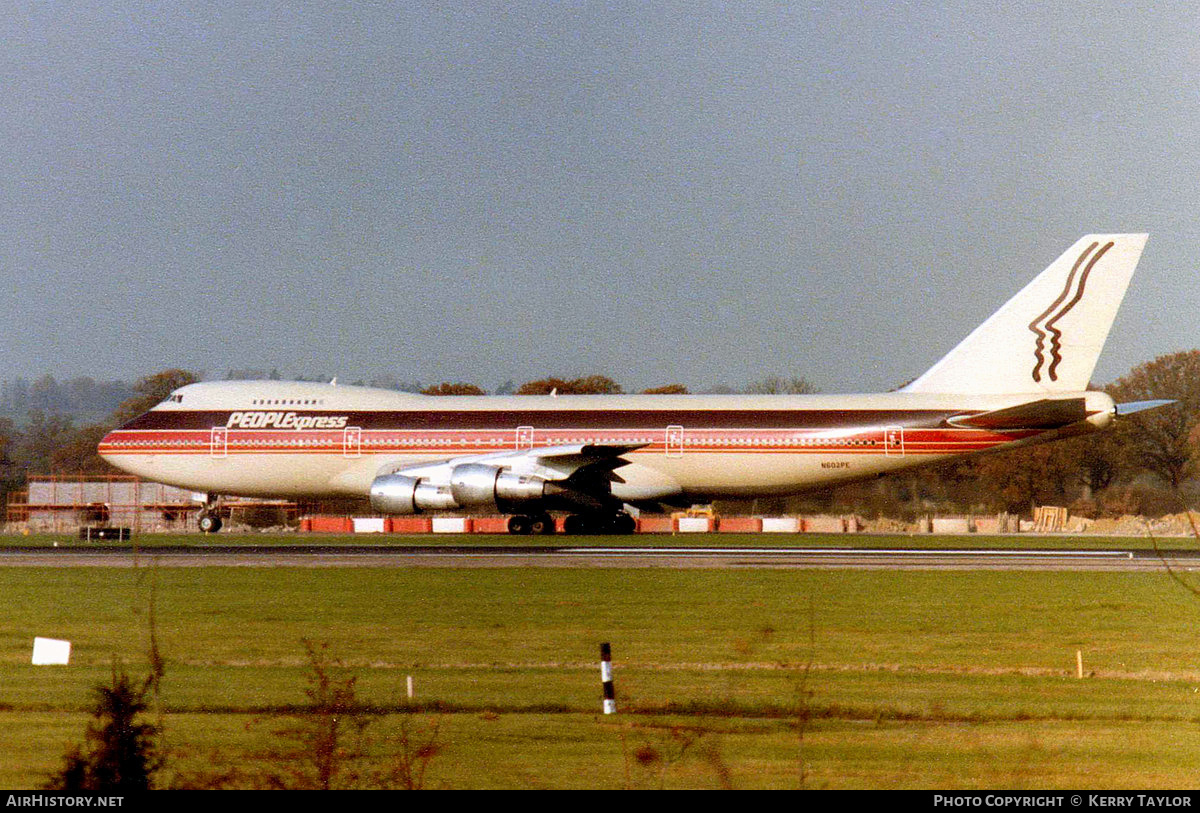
[198,512,223,534]
[196,494,225,533]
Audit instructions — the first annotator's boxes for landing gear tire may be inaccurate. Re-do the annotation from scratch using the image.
[530,513,556,535]
[198,513,222,534]
[508,513,557,535]
[611,512,636,534]
[563,512,635,535]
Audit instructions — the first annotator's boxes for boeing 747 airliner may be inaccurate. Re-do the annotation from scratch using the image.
[99,234,1165,533]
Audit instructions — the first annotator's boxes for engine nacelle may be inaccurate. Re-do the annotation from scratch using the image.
[369,466,550,514]
[369,473,456,515]
[450,463,548,510]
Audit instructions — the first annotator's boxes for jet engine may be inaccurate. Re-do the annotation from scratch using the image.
[368,473,455,515]
[369,464,550,515]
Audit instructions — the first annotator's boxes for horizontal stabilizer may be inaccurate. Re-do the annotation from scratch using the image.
[947,398,1088,430]
[1114,400,1176,416]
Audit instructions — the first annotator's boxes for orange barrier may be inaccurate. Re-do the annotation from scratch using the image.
[470,516,510,534]
[386,517,432,533]
[296,514,863,535]
[636,516,675,533]
[717,517,763,533]
[305,516,353,533]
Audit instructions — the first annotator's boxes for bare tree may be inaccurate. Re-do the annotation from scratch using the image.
[516,376,624,395]
[111,369,200,427]
[743,376,819,395]
[420,382,486,396]
[1106,352,1200,489]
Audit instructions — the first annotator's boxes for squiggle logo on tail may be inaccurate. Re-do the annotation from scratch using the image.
[1027,240,1113,382]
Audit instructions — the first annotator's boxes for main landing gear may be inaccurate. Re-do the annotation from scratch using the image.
[564,512,636,535]
[506,513,557,535]
[505,511,636,535]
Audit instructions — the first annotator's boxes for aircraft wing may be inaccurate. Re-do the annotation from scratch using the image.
[491,441,646,482]
[368,441,651,516]
[386,441,647,483]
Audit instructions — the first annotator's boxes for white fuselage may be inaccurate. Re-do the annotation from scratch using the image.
[98,380,1115,504]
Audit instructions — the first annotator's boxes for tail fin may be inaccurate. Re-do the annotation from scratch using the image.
[902,234,1148,395]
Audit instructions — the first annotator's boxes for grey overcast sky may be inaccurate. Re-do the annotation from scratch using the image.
[1,1,1196,392]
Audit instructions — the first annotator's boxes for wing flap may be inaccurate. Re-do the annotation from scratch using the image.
[519,442,646,480]
[384,442,648,482]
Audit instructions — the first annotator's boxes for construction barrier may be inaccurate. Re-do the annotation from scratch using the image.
[303,516,353,533]
[717,517,762,533]
[931,517,971,534]
[636,516,675,533]
[972,514,1018,534]
[387,517,433,533]
[470,516,510,534]
[974,517,998,534]
[1033,505,1069,533]
[296,514,891,535]
[805,515,846,533]
[432,517,471,533]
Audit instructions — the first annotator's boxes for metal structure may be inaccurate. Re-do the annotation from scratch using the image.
[6,475,303,533]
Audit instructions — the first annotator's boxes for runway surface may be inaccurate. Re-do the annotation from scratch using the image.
[2,544,1199,570]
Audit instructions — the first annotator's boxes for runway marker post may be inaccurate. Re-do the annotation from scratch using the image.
[600,642,616,715]
[1076,650,1083,679]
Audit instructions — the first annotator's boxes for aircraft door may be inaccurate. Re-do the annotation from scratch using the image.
[210,426,228,459]
[666,425,684,458]
[883,426,905,456]
[343,426,362,458]
[516,426,534,451]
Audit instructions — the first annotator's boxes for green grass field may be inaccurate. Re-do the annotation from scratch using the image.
[4,560,1200,788]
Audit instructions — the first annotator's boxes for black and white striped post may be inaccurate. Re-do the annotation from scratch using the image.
[600,642,616,715]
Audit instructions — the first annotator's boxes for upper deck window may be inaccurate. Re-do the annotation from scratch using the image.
[250,397,326,406]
